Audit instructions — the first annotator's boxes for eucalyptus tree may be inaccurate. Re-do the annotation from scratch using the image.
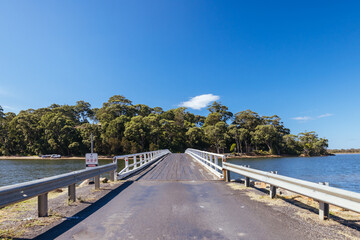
[204,121,228,153]
[207,101,233,122]
[228,125,249,153]
[298,131,328,156]
[74,100,94,123]
[124,115,150,152]
[252,125,279,154]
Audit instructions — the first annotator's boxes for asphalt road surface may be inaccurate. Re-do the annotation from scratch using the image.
[36,154,332,240]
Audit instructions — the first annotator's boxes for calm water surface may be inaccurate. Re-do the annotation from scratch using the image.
[0,159,126,187]
[1,154,359,193]
[228,154,360,193]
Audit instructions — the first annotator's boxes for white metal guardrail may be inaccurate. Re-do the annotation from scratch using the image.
[0,162,117,217]
[223,162,360,219]
[185,148,224,178]
[115,149,171,179]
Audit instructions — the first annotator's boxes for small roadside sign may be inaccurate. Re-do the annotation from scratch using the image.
[86,153,98,168]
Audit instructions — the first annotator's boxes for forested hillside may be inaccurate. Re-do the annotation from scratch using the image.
[0,95,328,156]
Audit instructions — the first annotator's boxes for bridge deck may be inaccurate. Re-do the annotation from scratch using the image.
[45,153,330,240]
[127,153,218,181]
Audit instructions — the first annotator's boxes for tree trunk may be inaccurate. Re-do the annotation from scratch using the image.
[236,139,240,154]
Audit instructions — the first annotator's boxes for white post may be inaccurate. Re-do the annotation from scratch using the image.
[125,157,129,172]
[140,155,143,166]
[134,156,137,169]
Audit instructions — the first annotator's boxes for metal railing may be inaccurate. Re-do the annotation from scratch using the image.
[185,148,224,178]
[223,162,360,220]
[114,149,171,179]
[0,161,117,217]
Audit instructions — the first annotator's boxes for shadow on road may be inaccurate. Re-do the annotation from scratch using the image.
[30,181,134,240]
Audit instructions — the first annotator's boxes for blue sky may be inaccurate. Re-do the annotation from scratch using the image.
[1,1,360,149]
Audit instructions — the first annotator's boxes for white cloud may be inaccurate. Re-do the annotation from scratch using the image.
[292,113,334,121]
[180,94,220,110]
[292,116,312,121]
[317,113,333,118]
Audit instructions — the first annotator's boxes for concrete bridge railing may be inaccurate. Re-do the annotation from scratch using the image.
[185,148,224,178]
[114,149,171,179]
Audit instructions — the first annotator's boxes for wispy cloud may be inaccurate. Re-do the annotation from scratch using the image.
[317,113,333,118]
[2,105,18,111]
[292,116,313,121]
[292,113,334,121]
[180,94,220,110]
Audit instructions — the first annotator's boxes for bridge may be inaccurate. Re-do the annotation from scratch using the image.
[1,149,360,239]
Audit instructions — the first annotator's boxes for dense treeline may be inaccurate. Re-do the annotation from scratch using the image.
[0,95,328,156]
[328,148,360,154]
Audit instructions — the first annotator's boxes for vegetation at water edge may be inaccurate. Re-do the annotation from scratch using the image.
[0,95,328,157]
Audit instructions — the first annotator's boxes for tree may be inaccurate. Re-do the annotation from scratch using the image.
[228,125,249,153]
[207,101,233,122]
[252,125,279,154]
[234,110,261,131]
[204,121,227,153]
[298,131,328,156]
[282,134,300,155]
[96,95,133,122]
[0,105,4,119]
[204,112,222,126]
[124,116,149,152]
[75,101,93,123]
[186,127,207,149]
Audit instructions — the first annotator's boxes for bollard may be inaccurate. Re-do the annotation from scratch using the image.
[68,183,76,202]
[95,175,100,189]
[244,165,250,187]
[269,171,277,199]
[38,193,48,217]
[225,170,230,182]
[245,177,250,187]
[318,182,330,220]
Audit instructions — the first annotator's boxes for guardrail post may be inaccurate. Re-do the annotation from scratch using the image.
[38,193,48,217]
[318,182,330,220]
[225,170,230,182]
[68,183,76,202]
[140,155,143,166]
[269,171,277,199]
[134,156,137,169]
[244,165,250,187]
[110,157,117,181]
[245,177,250,187]
[95,175,100,189]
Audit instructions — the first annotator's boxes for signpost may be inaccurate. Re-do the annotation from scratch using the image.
[86,133,100,188]
[86,153,98,168]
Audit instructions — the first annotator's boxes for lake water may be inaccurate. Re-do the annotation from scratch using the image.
[0,159,125,187]
[0,154,359,193]
[228,154,360,193]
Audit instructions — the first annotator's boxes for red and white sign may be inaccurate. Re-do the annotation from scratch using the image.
[86,153,98,168]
